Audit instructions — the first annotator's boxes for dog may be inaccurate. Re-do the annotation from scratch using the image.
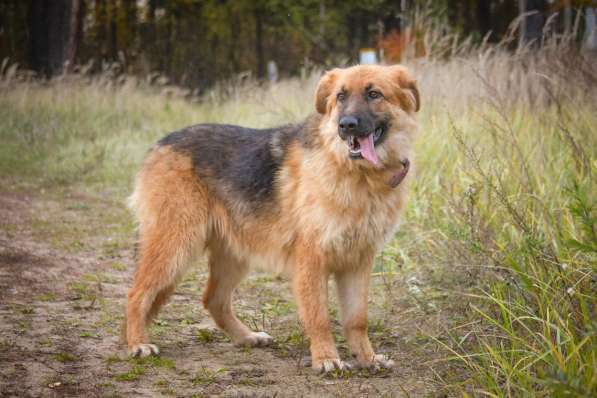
[124,64,420,372]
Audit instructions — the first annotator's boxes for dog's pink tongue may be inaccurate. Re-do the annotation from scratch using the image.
[357,134,381,167]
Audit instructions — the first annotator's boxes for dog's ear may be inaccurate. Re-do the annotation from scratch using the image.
[315,69,341,114]
[390,65,420,113]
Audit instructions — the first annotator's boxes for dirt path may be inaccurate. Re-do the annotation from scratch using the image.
[0,186,449,397]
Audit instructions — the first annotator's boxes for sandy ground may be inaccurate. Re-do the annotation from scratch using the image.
[0,186,454,397]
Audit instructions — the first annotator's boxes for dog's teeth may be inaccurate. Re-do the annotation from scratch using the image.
[348,136,358,150]
[374,128,382,140]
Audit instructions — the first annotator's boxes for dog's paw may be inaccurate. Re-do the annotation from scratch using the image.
[234,331,273,347]
[128,343,159,357]
[357,354,395,370]
[314,358,352,373]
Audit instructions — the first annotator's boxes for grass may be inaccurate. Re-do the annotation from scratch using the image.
[53,352,78,362]
[79,331,100,338]
[35,292,57,302]
[1,41,595,396]
[195,328,220,344]
[111,356,175,382]
[191,367,225,386]
[113,364,146,382]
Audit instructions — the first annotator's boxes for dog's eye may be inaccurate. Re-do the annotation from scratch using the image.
[336,92,346,101]
[368,90,382,100]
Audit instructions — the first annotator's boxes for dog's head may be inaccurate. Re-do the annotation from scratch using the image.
[314,65,419,173]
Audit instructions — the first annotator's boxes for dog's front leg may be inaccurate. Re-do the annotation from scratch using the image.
[292,248,349,373]
[335,260,395,369]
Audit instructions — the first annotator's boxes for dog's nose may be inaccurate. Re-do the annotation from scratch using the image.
[339,116,358,133]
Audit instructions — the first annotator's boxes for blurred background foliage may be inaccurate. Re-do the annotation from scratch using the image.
[1,0,596,89]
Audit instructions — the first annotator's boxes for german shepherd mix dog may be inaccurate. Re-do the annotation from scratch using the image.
[125,64,420,372]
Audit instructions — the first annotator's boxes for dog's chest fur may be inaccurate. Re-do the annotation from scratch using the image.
[272,143,409,268]
[296,169,406,259]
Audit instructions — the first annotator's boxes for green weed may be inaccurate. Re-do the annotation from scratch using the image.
[53,352,78,362]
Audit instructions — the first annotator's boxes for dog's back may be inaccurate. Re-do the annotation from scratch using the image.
[153,122,304,214]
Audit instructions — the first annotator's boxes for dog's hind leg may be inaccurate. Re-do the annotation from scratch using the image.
[126,148,206,357]
[126,218,201,357]
[203,241,273,347]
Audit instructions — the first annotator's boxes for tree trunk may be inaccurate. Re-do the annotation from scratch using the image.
[319,0,325,40]
[47,0,72,73]
[108,0,117,60]
[585,7,596,51]
[65,0,84,73]
[28,0,73,76]
[518,0,525,48]
[563,0,572,36]
[28,0,50,74]
[477,0,491,38]
[347,13,356,59]
[254,7,264,79]
[519,0,547,46]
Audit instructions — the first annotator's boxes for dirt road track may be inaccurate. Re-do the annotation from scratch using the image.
[0,188,447,397]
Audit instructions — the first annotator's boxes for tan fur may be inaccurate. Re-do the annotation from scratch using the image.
[125,64,419,370]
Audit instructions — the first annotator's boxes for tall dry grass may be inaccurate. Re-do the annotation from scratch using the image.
[1,34,595,396]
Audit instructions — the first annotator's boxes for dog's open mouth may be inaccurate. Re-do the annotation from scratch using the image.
[348,126,384,167]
